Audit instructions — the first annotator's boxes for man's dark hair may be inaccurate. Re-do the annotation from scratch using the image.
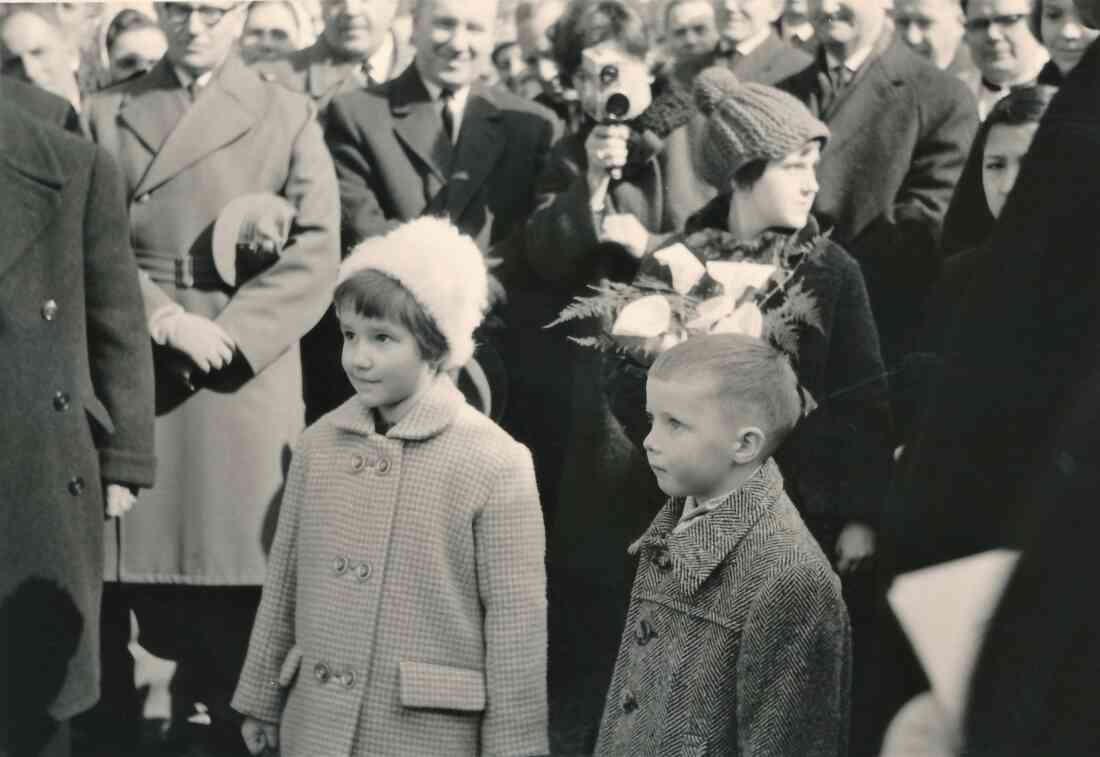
[552,0,651,86]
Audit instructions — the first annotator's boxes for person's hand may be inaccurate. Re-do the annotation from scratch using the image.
[160,312,236,373]
[601,213,650,259]
[585,123,632,200]
[241,716,278,755]
[835,522,876,574]
[105,483,137,518]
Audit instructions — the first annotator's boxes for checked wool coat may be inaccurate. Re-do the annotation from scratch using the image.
[596,461,851,757]
[232,377,548,756]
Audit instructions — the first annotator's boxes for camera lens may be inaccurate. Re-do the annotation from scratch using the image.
[605,92,630,120]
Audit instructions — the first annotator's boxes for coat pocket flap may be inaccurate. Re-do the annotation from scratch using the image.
[277,645,303,688]
[82,392,116,435]
[398,661,486,712]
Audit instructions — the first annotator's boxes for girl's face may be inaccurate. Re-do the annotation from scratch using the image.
[740,141,821,232]
[982,122,1039,218]
[1041,0,1098,74]
[337,308,436,424]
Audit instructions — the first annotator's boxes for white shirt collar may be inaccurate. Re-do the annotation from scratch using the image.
[172,65,214,91]
[419,72,471,144]
[976,48,1050,120]
[736,27,773,56]
[367,31,395,82]
[825,41,874,74]
[784,21,815,44]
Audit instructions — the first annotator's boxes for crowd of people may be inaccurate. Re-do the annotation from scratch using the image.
[2,0,1100,756]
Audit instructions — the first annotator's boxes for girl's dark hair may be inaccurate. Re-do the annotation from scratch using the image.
[333,269,449,370]
[552,0,650,87]
[105,8,158,53]
[940,84,1058,256]
[732,159,769,191]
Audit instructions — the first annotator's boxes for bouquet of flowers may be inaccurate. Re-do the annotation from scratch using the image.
[547,224,828,364]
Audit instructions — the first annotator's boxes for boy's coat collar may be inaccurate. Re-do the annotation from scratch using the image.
[629,459,785,595]
[329,374,465,441]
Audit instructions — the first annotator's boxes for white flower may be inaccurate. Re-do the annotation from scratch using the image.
[711,302,764,338]
[685,294,736,331]
[611,294,672,338]
[654,243,706,294]
[706,261,776,301]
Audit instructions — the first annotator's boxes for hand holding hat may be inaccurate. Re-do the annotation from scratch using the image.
[213,194,297,287]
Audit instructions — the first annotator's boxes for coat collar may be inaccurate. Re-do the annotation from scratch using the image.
[388,63,453,181]
[120,55,268,196]
[0,101,64,280]
[629,459,786,595]
[329,374,466,441]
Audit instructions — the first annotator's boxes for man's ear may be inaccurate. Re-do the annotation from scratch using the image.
[732,425,767,465]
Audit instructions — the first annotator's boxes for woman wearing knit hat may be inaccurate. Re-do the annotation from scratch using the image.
[232,217,548,757]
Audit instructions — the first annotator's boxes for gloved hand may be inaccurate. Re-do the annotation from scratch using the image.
[157,311,236,373]
[105,483,137,518]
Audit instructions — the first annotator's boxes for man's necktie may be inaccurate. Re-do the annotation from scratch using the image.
[353,60,375,88]
[440,89,456,143]
[187,79,206,102]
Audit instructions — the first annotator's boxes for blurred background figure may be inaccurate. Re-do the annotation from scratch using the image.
[0,4,82,111]
[964,0,1048,117]
[516,0,583,131]
[492,36,528,93]
[1036,0,1099,83]
[894,0,978,89]
[664,0,721,85]
[781,0,818,49]
[240,0,312,63]
[102,7,167,85]
[707,0,813,85]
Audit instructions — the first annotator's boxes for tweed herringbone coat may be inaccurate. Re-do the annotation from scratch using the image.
[596,461,851,757]
[232,377,548,756]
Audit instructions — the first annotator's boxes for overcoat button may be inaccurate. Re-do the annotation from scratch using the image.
[622,689,638,713]
[354,562,371,582]
[68,477,85,496]
[135,193,150,204]
[340,670,356,689]
[313,662,331,684]
[351,453,366,472]
[634,618,657,646]
[376,458,390,475]
[333,556,349,575]
[41,300,58,321]
[53,391,70,411]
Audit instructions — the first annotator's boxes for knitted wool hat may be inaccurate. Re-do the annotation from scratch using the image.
[695,67,830,190]
[336,218,489,371]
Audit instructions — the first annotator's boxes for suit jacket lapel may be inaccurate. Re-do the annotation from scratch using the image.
[132,56,265,196]
[390,66,451,182]
[116,60,190,159]
[445,86,504,222]
[0,104,62,280]
[824,39,903,155]
[735,33,781,82]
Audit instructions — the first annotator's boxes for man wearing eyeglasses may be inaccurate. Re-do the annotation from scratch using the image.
[80,2,339,753]
[965,0,1049,117]
[254,0,414,122]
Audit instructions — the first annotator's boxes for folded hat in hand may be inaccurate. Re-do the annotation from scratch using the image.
[213,193,297,287]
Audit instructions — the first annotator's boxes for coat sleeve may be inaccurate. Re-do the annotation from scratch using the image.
[475,441,549,756]
[325,95,401,252]
[232,439,306,723]
[83,145,156,489]
[737,560,852,757]
[214,106,340,375]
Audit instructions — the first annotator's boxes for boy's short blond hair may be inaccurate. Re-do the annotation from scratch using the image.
[649,333,804,450]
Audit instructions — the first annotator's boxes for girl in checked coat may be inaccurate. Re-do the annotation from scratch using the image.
[233,218,548,757]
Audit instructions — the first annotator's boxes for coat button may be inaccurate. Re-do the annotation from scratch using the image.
[652,547,672,571]
[313,662,331,684]
[376,458,390,475]
[339,670,356,689]
[53,391,71,412]
[135,193,150,204]
[634,618,657,646]
[354,562,371,582]
[622,689,638,713]
[333,556,349,575]
[351,453,366,472]
[68,477,86,496]
[41,299,58,321]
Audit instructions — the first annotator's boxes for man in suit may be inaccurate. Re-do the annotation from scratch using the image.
[254,0,413,122]
[1,88,154,757]
[516,0,584,133]
[0,5,82,112]
[664,0,722,87]
[895,0,981,93]
[673,0,814,86]
[81,1,339,751]
[0,75,80,132]
[964,0,1048,117]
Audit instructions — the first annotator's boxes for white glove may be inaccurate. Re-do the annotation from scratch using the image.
[153,311,236,373]
[601,213,650,259]
[105,483,137,518]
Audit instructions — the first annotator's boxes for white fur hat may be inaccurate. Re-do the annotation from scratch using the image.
[335,217,489,370]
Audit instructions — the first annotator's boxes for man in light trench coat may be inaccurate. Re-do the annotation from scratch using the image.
[81,1,340,751]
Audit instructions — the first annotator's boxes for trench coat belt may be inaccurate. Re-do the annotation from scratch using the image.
[136,250,222,289]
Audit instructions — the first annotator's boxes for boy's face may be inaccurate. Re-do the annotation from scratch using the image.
[644,377,749,502]
[338,307,436,424]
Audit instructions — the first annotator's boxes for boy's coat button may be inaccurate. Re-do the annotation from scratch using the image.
[376,458,391,475]
[314,662,331,684]
[333,556,349,575]
[41,299,59,321]
[355,562,372,581]
[339,670,356,689]
[351,453,366,472]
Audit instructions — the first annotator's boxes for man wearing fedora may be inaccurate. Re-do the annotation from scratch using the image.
[81,1,339,751]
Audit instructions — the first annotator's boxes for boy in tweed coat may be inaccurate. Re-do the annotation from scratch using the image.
[232,218,548,756]
[596,334,851,756]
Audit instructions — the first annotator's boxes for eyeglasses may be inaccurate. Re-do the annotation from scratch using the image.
[965,13,1029,33]
[162,3,235,27]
